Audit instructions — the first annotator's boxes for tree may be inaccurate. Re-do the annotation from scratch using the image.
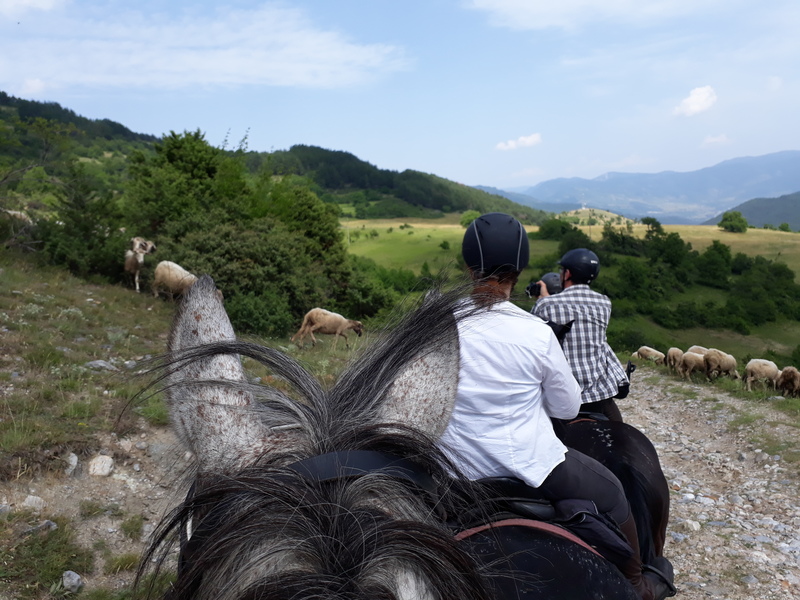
[779,223,791,232]
[124,130,253,239]
[460,210,481,228]
[717,211,748,233]
[694,240,732,288]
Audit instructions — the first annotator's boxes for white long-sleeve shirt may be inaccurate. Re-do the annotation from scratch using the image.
[438,300,582,488]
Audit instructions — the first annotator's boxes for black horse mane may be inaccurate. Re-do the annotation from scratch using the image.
[137,284,506,600]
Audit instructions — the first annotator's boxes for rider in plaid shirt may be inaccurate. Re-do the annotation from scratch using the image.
[532,248,628,421]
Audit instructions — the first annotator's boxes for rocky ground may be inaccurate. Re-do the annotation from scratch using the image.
[619,367,800,599]
[2,366,799,598]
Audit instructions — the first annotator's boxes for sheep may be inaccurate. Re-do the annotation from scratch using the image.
[743,359,781,392]
[291,308,364,351]
[686,345,708,356]
[152,260,198,300]
[677,352,706,380]
[1,208,34,225]
[666,347,684,371]
[703,348,740,381]
[123,237,157,293]
[776,366,800,398]
[633,345,665,365]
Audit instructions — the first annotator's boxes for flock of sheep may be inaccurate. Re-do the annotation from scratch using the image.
[123,236,197,299]
[632,345,800,398]
[123,236,363,349]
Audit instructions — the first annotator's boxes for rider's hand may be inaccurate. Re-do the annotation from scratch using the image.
[537,280,550,298]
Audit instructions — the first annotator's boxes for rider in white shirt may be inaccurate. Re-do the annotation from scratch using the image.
[438,212,670,600]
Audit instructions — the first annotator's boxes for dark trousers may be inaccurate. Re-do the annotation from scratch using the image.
[581,397,623,422]
[536,448,629,525]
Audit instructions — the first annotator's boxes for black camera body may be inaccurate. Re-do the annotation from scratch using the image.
[526,272,563,298]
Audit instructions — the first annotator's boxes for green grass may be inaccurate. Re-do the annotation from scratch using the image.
[120,515,144,541]
[0,515,94,600]
[104,552,140,574]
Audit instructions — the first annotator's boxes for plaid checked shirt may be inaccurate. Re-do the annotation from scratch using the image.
[532,284,627,403]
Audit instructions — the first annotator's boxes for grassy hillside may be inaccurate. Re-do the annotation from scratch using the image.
[348,217,800,365]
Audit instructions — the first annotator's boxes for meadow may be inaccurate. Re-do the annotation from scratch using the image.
[344,216,800,361]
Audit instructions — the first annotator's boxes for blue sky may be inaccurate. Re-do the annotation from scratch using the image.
[2,0,799,189]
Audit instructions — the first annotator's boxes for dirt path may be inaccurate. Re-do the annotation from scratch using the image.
[619,366,800,599]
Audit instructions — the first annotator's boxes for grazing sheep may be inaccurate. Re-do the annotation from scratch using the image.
[666,347,684,371]
[686,345,708,356]
[1,208,34,224]
[634,345,665,365]
[776,366,800,398]
[703,348,740,381]
[743,359,781,392]
[123,237,157,293]
[291,308,364,350]
[678,352,706,380]
[152,260,197,300]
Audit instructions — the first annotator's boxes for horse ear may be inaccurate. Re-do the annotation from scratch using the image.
[378,334,459,439]
[167,275,299,473]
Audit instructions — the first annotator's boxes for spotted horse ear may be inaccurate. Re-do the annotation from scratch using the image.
[377,315,460,440]
[166,275,305,474]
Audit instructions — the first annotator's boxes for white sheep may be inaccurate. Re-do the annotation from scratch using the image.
[776,366,800,398]
[152,260,198,300]
[686,345,708,356]
[123,237,157,293]
[633,345,665,365]
[677,352,706,380]
[703,348,740,381]
[666,347,684,371]
[291,308,364,351]
[743,359,781,392]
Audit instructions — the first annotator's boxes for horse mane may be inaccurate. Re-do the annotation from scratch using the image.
[137,282,501,600]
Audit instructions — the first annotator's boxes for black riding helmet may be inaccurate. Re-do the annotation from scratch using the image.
[559,248,600,284]
[462,212,529,277]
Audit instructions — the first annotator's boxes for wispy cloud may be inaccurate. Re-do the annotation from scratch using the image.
[496,133,542,151]
[702,134,730,146]
[0,0,63,17]
[465,0,716,30]
[1,4,410,95]
[673,86,717,116]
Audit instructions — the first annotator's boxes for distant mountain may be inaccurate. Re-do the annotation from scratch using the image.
[703,192,800,230]
[487,151,800,224]
[474,186,581,214]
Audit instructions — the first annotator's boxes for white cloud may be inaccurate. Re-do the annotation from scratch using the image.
[702,134,730,146]
[19,78,47,95]
[496,133,542,151]
[0,0,62,16]
[465,0,716,30]
[767,76,783,92]
[2,4,410,91]
[673,86,717,116]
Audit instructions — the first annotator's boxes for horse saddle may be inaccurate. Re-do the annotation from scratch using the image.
[458,476,635,567]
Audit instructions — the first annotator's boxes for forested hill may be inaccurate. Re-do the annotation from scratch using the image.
[0,91,546,224]
[703,192,800,230]
[246,144,549,223]
[0,91,158,144]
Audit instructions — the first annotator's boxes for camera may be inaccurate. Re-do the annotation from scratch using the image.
[526,272,562,298]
